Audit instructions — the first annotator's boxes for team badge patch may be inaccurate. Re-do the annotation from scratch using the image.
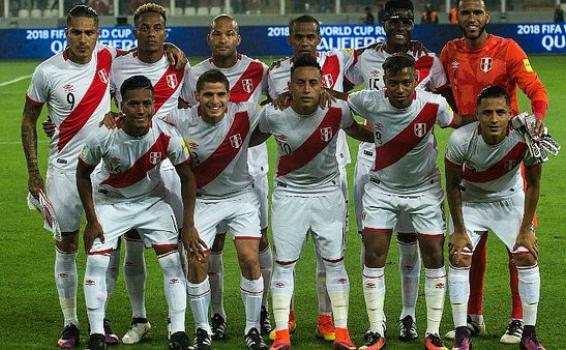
[320,127,333,142]
[241,79,254,93]
[504,160,517,171]
[414,123,427,138]
[166,74,178,89]
[230,133,243,149]
[480,57,493,73]
[523,59,534,72]
[149,152,162,165]
[98,69,109,84]
[322,73,334,88]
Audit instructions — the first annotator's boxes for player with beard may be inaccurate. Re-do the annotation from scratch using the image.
[182,14,273,339]
[440,0,548,344]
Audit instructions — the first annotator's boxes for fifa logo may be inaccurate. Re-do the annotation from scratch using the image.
[322,73,334,88]
[98,69,108,84]
[230,133,243,148]
[320,127,333,142]
[149,152,162,165]
[414,123,427,138]
[480,57,493,73]
[166,74,178,89]
[241,79,254,93]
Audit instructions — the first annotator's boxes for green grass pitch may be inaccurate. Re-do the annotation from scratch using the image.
[0,56,564,349]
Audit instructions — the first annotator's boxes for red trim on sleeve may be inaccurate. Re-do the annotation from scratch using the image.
[444,157,462,169]
[26,95,44,106]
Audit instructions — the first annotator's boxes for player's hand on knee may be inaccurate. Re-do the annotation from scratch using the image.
[448,231,473,266]
[27,171,45,199]
[514,227,538,260]
[42,116,56,138]
[182,226,208,263]
[84,221,105,254]
[99,112,120,129]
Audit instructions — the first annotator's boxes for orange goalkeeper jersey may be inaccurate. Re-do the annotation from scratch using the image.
[440,34,548,119]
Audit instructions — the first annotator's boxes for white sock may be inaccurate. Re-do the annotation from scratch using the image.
[208,251,225,318]
[187,277,212,333]
[271,262,295,331]
[325,260,350,328]
[316,255,332,315]
[124,238,147,319]
[84,254,110,335]
[258,245,272,309]
[362,265,385,335]
[424,267,446,336]
[241,276,264,334]
[518,264,540,326]
[105,247,120,309]
[448,265,470,328]
[158,252,186,333]
[398,240,420,320]
[55,250,79,327]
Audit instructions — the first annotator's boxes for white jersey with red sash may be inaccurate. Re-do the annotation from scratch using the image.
[445,122,536,202]
[79,118,190,204]
[26,44,118,171]
[165,102,259,199]
[258,100,354,193]
[348,89,454,194]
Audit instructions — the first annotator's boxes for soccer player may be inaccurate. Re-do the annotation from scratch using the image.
[348,53,469,350]
[167,70,268,350]
[182,14,273,339]
[346,0,454,340]
[266,14,356,341]
[445,86,545,350]
[440,0,549,343]
[76,75,195,350]
[255,54,373,350]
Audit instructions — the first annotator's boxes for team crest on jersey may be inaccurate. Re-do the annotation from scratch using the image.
[241,79,254,93]
[414,123,427,138]
[320,127,333,142]
[451,61,459,70]
[504,160,517,171]
[230,133,243,149]
[322,73,334,88]
[166,74,178,89]
[98,68,108,84]
[480,58,493,73]
[149,152,162,165]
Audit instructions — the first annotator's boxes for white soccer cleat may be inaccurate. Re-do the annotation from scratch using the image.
[500,319,523,344]
[445,316,486,340]
[122,319,151,345]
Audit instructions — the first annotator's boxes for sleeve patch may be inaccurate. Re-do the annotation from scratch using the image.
[523,59,534,73]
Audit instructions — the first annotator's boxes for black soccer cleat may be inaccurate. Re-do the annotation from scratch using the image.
[85,333,106,350]
[211,313,227,340]
[245,327,268,350]
[260,306,272,336]
[169,331,191,350]
[192,328,212,350]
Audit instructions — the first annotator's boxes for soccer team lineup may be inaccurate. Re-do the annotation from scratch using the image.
[14,0,564,349]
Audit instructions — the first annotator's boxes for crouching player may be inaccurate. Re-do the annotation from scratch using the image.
[76,76,196,350]
[445,86,545,350]
[348,53,470,350]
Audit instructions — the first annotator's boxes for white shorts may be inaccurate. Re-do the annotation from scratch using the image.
[195,190,261,249]
[354,156,416,234]
[252,173,269,231]
[90,199,179,254]
[161,163,183,227]
[450,195,528,253]
[271,187,346,263]
[46,168,82,233]
[362,180,445,237]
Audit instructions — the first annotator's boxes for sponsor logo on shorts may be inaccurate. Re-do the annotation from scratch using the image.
[63,84,74,93]
[414,123,427,138]
[166,74,178,89]
[480,57,493,73]
[320,127,333,142]
[149,152,162,165]
[242,78,254,93]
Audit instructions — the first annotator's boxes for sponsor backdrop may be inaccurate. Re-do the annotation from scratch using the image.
[1,23,565,59]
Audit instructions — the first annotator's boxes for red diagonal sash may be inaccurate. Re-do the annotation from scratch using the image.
[415,55,434,83]
[320,54,340,89]
[153,65,185,113]
[101,133,171,188]
[58,49,112,152]
[230,61,264,103]
[277,107,341,177]
[192,112,250,188]
[463,142,527,182]
[374,103,439,171]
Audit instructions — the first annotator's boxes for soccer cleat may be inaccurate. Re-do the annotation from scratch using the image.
[57,323,80,348]
[85,333,106,350]
[424,333,449,350]
[245,327,268,350]
[211,313,227,340]
[269,329,291,350]
[260,306,272,336]
[268,311,297,341]
[332,327,355,350]
[398,315,418,341]
[500,319,523,344]
[445,316,486,340]
[122,318,151,345]
[452,327,472,350]
[315,314,336,341]
[192,328,212,350]
[358,331,385,350]
[168,331,191,350]
[520,331,545,350]
[103,319,119,346]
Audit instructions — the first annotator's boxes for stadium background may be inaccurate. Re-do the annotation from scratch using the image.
[0,0,565,349]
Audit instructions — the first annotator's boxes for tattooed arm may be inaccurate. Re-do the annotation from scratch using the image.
[21,101,45,198]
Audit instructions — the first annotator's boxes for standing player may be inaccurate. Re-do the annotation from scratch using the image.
[77,75,195,350]
[349,54,468,350]
[445,86,545,350]
[346,0,455,341]
[266,14,355,341]
[440,0,549,343]
[182,14,273,339]
[256,55,373,350]
[169,70,268,350]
